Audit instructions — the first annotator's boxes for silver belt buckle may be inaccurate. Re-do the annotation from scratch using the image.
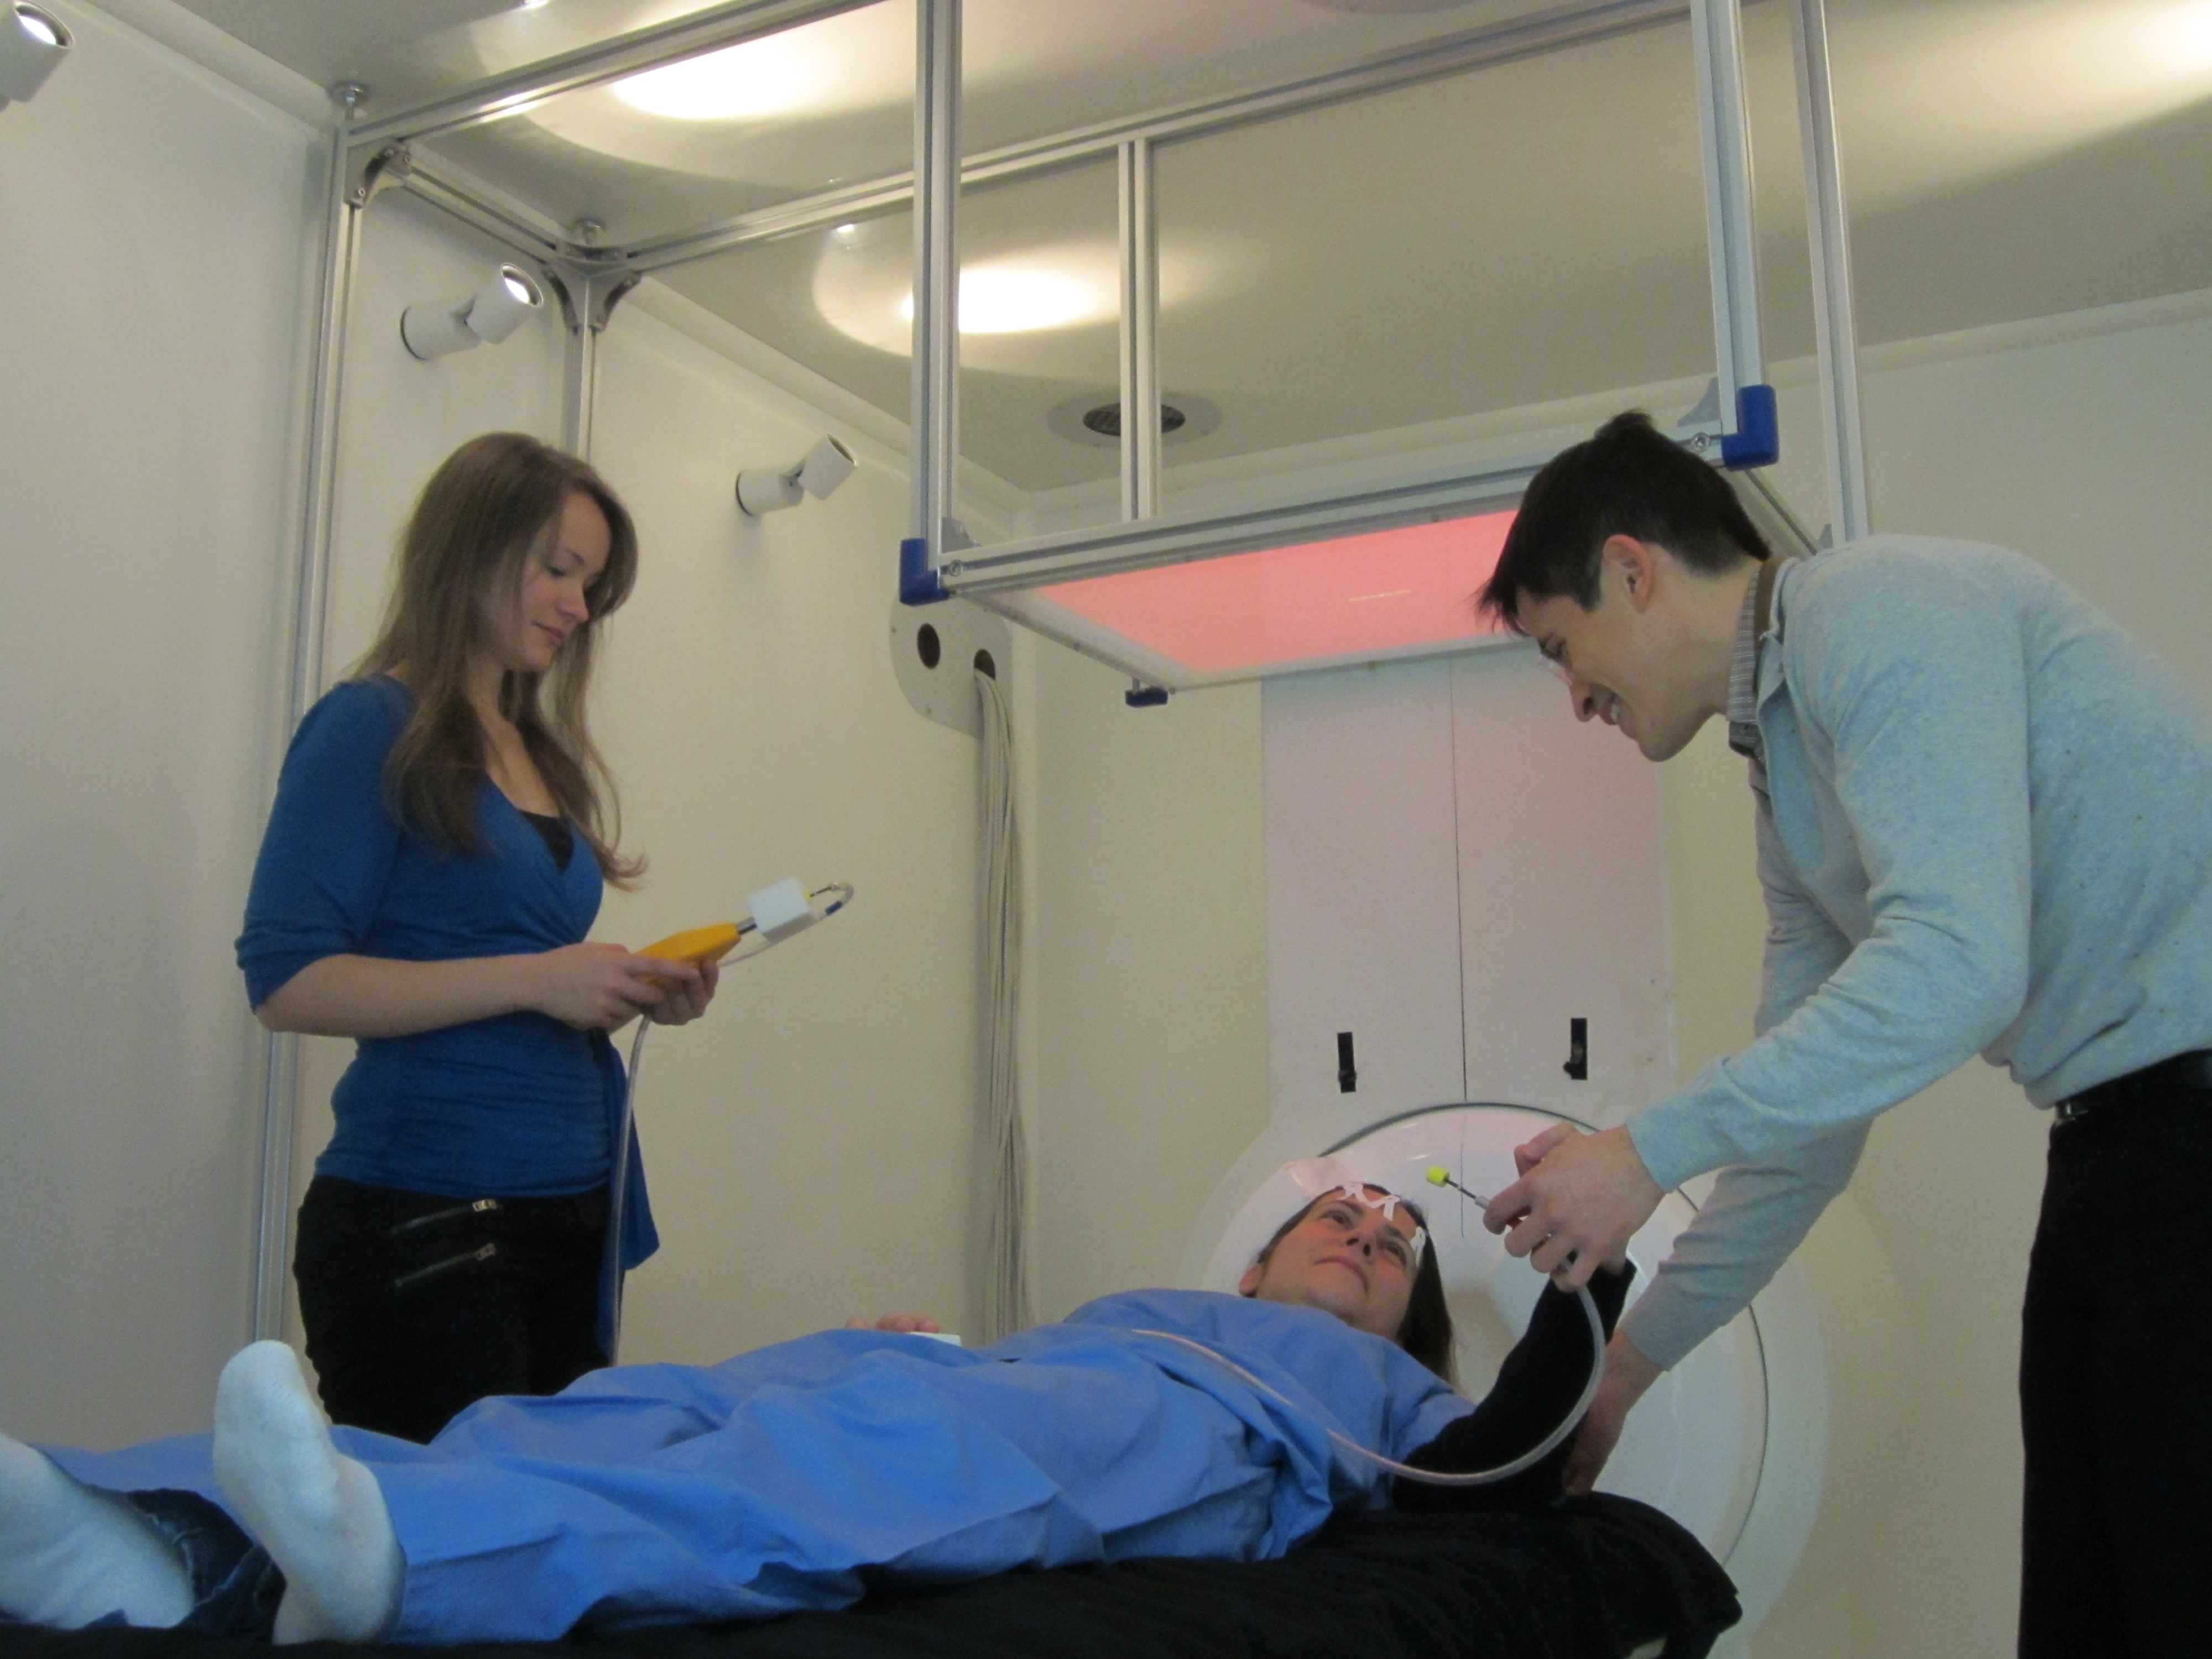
[2052,1095,2091,1125]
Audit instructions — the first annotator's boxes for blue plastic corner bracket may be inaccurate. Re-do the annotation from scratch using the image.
[1719,384,1779,471]
[899,536,950,606]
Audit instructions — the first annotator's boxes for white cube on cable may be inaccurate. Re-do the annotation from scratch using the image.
[747,878,816,943]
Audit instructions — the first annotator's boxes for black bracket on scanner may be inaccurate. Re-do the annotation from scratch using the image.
[1563,1017,1588,1081]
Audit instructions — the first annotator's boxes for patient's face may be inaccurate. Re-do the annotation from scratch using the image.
[1238,1189,1419,1344]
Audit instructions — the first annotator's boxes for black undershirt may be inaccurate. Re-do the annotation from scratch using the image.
[520,809,573,870]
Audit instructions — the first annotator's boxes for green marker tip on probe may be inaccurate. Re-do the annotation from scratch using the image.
[1425,1164,1491,1211]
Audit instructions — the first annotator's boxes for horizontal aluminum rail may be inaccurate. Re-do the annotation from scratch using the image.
[622,0,1694,272]
[938,453,1548,597]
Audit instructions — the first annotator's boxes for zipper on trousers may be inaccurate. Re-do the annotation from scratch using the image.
[388,1198,502,1237]
[393,1243,497,1290]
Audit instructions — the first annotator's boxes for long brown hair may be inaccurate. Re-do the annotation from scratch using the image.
[352,432,643,885]
[1247,1187,1458,1385]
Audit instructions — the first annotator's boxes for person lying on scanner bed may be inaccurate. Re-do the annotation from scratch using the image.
[0,1154,1635,1647]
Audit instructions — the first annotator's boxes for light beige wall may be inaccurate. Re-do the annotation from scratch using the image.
[1026,651,1270,1319]
[584,301,990,1356]
[0,1,319,1443]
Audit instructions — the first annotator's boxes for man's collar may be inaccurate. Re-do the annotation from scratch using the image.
[1725,557,1787,760]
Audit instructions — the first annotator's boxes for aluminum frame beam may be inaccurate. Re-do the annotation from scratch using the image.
[254,91,369,1340]
[940,452,1545,598]
[1788,0,1869,541]
[1692,0,1765,426]
[1117,137,1161,523]
[619,0,1694,275]
[909,0,961,562]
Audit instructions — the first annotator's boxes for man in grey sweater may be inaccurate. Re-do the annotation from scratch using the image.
[1474,411,2212,1659]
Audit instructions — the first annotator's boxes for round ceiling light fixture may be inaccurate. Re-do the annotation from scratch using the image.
[898,266,1110,335]
[1298,0,1477,12]
[611,37,820,121]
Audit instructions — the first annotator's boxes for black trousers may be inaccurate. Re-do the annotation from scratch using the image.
[293,1175,608,1444]
[2020,1085,2212,1658]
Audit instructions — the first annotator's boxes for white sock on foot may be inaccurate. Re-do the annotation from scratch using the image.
[0,1431,192,1628]
[211,1342,401,1646]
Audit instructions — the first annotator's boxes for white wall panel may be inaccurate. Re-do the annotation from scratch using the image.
[1260,648,1672,1157]
[576,302,987,1358]
[0,0,316,1442]
[1262,662,1465,1151]
[1452,647,1673,1122]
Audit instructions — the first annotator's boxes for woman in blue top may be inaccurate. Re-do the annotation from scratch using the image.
[236,433,718,1444]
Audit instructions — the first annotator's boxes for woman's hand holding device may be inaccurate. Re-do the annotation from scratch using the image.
[526,942,696,1031]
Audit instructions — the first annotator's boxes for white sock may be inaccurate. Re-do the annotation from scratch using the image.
[211,1342,402,1646]
[0,1431,191,1628]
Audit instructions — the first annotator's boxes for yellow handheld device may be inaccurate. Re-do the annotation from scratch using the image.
[638,922,743,968]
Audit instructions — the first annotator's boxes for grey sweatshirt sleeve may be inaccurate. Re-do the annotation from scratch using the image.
[1629,554,2036,1191]
[1625,795,1864,1365]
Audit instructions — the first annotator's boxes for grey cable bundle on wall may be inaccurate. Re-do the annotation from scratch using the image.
[977,665,1031,1341]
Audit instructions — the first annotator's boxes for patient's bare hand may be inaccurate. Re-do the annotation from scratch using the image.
[844,1313,943,1333]
[1564,1331,1663,1494]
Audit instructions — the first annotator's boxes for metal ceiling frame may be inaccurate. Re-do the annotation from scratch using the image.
[254,0,1870,1333]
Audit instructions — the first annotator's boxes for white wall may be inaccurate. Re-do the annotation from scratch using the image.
[585,297,992,1355]
[1026,654,1270,1318]
[0,0,319,1443]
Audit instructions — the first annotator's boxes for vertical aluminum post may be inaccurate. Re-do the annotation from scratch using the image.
[1790,0,1870,540]
[1691,0,1765,425]
[564,317,599,457]
[910,0,961,562]
[1117,137,1160,522]
[255,96,367,1342]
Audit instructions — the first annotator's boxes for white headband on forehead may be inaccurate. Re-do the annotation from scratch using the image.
[1281,1157,1428,1262]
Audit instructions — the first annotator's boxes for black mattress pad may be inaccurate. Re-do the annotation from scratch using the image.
[0,1495,1738,1659]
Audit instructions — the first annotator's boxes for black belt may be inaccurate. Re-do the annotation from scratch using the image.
[2052,1049,2212,1124]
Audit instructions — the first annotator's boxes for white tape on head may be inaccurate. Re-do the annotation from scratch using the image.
[1279,1159,1428,1263]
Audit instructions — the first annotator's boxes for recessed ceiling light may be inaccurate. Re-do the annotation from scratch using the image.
[611,37,820,121]
[898,267,1109,335]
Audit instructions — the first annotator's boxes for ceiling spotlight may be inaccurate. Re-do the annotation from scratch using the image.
[0,4,72,111]
[737,435,856,517]
[400,264,545,361]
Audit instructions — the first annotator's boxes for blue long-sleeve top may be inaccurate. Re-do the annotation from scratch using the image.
[1623,539,2212,1366]
[237,678,654,1262]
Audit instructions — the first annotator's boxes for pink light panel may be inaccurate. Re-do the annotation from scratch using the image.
[1037,509,1517,675]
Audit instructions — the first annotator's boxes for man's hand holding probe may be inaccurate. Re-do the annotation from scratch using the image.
[1486,1121,1669,1493]
[1484,1121,1665,1287]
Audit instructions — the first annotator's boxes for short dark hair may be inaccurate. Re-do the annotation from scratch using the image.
[1248,1187,1457,1385]
[1478,410,1771,627]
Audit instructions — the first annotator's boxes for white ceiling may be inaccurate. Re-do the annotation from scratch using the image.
[174,0,2212,492]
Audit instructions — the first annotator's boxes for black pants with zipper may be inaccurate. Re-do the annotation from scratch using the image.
[293,1175,608,1444]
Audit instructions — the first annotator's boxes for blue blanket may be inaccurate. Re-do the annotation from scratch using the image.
[45,1292,1472,1644]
